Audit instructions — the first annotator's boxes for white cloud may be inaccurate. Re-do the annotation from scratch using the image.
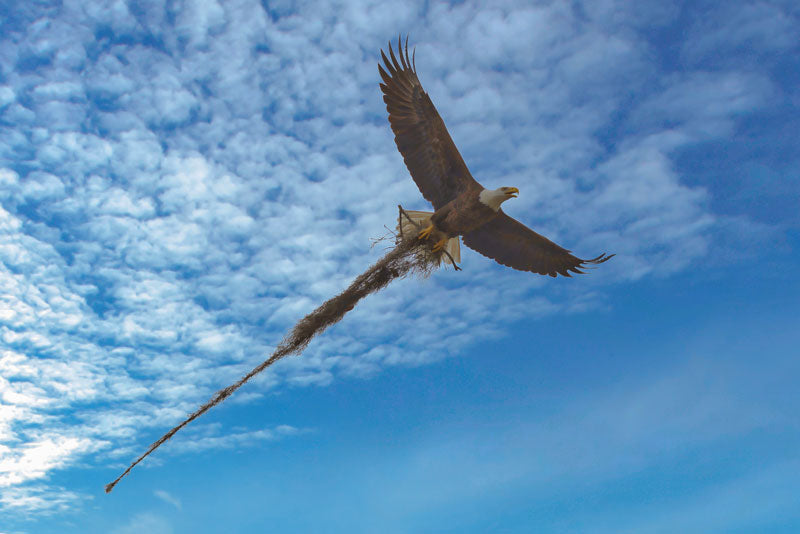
[0,86,15,107]
[153,489,181,510]
[630,71,774,141]
[0,485,84,514]
[112,512,174,534]
[0,435,100,487]
[165,424,303,453]
[175,0,227,46]
[683,2,799,63]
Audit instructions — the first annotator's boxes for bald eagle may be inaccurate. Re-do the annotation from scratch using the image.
[380,37,613,277]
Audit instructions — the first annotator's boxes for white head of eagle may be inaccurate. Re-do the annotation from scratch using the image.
[478,187,519,211]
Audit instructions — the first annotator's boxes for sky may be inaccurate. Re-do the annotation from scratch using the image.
[0,0,798,532]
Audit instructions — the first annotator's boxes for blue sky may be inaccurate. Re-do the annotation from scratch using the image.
[0,0,798,532]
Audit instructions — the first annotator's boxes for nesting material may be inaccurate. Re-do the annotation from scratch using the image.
[396,208,460,265]
[105,227,445,493]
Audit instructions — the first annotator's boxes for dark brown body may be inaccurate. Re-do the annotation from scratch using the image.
[431,189,498,237]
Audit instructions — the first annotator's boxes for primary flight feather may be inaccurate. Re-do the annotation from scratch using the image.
[380,36,613,277]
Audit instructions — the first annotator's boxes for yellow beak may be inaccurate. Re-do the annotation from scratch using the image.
[507,187,519,198]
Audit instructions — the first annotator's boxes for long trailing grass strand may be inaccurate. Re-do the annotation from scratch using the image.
[105,236,438,493]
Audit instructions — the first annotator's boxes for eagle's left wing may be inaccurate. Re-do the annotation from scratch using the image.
[379,36,481,210]
[462,211,613,277]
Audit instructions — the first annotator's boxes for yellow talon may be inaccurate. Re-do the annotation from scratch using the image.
[417,224,434,240]
[432,238,447,253]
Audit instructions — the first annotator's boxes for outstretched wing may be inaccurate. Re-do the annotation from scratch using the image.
[462,211,614,277]
[379,36,480,210]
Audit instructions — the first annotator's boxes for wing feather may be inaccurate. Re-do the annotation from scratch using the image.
[462,211,614,277]
[380,36,480,209]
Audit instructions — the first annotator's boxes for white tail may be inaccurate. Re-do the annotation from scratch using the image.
[397,210,461,265]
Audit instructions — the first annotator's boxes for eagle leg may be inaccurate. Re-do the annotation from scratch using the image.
[417,223,434,240]
[432,238,447,253]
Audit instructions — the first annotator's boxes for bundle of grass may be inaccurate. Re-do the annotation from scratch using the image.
[396,207,461,269]
[105,207,452,493]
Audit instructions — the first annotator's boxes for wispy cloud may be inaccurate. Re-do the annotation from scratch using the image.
[163,423,306,454]
[0,485,84,514]
[682,2,799,65]
[153,489,181,510]
[0,435,100,487]
[334,354,797,531]
[111,512,173,534]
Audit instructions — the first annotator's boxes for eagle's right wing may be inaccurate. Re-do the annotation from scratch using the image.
[379,36,481,210]
[462,211,614,277]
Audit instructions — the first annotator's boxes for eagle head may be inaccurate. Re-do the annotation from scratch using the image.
[479,187,519,211]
